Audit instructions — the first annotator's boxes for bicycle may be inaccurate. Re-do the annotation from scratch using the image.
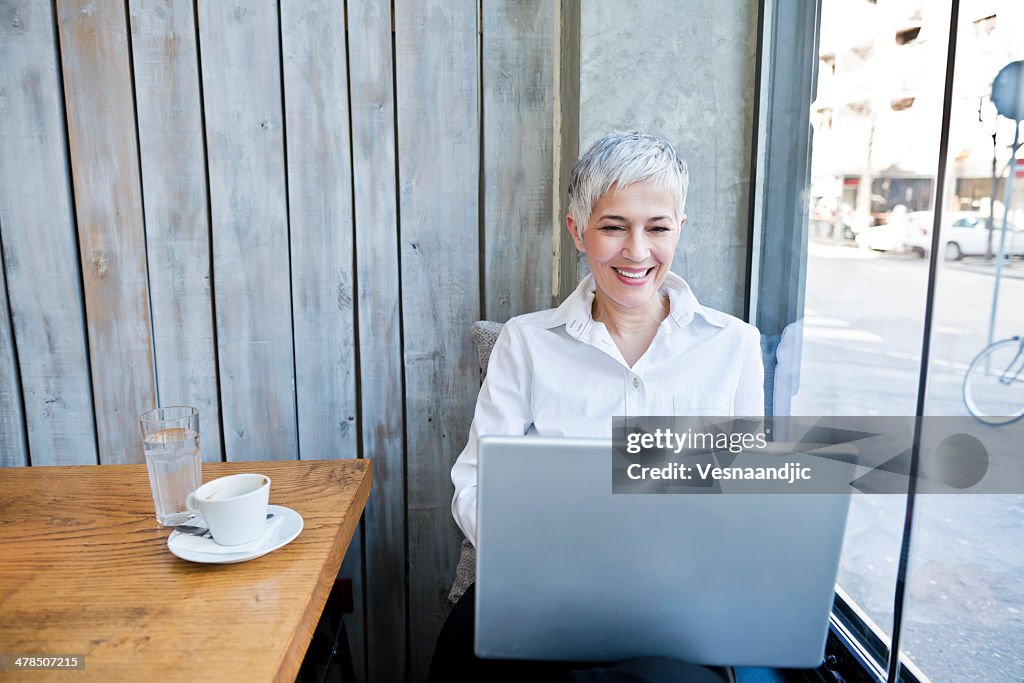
[963,336,1024,424]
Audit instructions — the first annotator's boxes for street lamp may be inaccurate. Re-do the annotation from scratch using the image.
[986,60,1024,349]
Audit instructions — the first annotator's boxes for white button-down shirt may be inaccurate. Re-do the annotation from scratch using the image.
[451,273,764,545]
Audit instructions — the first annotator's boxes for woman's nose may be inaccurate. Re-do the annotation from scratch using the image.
[621,230,651,261]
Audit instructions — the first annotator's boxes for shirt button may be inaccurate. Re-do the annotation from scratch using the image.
[632,376,640,388]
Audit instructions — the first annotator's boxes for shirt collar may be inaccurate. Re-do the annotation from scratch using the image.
[542,272,726,339]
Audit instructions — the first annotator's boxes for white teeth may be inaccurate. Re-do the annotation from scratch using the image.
[613,267,650,279]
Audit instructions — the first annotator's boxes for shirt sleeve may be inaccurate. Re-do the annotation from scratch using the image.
[733,324,766,417]
[451,322,534,546]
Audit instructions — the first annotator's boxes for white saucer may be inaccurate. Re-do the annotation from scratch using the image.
[168,504,303,564]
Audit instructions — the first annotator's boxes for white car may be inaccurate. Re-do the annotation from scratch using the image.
[854,221,910,252]
[852,207,919,253]
[903,212,1024,260]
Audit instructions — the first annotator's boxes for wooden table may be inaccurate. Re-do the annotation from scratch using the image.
[0,459,371,681]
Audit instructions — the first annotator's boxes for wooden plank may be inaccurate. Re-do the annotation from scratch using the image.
[394,2,481,679]
[0,0,97,467]
[482,0,555,320]
[278,0,357,482]
[56,0,156,464]
[197,0,297,461]
[279,0,363,677]
[347,0,407,680]
[128,0,223,462]
[0,240,26,467]
[556,0,582,302]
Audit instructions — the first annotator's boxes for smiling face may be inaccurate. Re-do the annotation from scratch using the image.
[567,181,685,322]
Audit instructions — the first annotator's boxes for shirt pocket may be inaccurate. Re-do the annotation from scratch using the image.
[673,393,733,416]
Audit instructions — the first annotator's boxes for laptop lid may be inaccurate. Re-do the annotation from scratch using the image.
[474,435,851,667]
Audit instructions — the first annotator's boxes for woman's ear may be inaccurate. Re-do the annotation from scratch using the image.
[566,214,586,253]
[679,213,687,232]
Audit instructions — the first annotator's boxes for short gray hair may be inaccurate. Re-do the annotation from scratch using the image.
[568,131,689,232]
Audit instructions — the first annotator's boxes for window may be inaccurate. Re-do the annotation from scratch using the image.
[752,1,1024,680]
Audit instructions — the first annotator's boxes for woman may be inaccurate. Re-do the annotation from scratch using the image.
[431,131,764,683]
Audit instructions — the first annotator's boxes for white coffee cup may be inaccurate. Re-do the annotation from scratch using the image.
[185,473,271,546]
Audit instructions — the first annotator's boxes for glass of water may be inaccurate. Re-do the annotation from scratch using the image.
[140,406,202,526]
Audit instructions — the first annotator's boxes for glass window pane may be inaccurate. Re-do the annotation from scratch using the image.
[783,0,948,671]
[901,1,1024,680]
[761,1,1023,678]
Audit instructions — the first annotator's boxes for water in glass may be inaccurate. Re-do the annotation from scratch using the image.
[143,427,201,526]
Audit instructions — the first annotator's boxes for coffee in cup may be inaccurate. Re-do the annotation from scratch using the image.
[185,473,271,546]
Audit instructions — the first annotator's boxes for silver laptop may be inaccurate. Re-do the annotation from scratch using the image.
[474,435,852,667]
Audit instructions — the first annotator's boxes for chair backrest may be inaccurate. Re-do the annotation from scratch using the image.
[447,322,504,603]
[471,321,505,381]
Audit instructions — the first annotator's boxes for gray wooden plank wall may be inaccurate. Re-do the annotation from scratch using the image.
[199,0,299,461]
[57,0,158,464]
[0,1,561,680]
[280,0,365,673]
[483,0,555,321]
[347,0,407,680]
[0,0,96,467]
[394,1,481,678]
[129,0,224,461]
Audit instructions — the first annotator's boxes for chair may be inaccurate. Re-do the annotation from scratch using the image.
[447,321,503,604]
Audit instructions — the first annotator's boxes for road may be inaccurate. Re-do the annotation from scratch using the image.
[794,239,1024,681]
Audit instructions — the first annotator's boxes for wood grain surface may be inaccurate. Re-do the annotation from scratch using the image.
[0,0,97,466]
[0,3,566,677]
[482,0,556,321]
[197,0,298,460]
[0,228,26,467]
[347,0,408,679]
[280,0,358,464]
[556,0,582,303]
[0,459,371,682]
[128,0,223,461]
[279,2,365,677]
[56,0,157,463]
[394,2,481,679]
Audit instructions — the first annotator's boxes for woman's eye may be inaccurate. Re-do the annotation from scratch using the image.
[648,226,671,232]
[599,225,625,232]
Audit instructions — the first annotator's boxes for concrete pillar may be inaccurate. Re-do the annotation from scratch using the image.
[576,0,760,316]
